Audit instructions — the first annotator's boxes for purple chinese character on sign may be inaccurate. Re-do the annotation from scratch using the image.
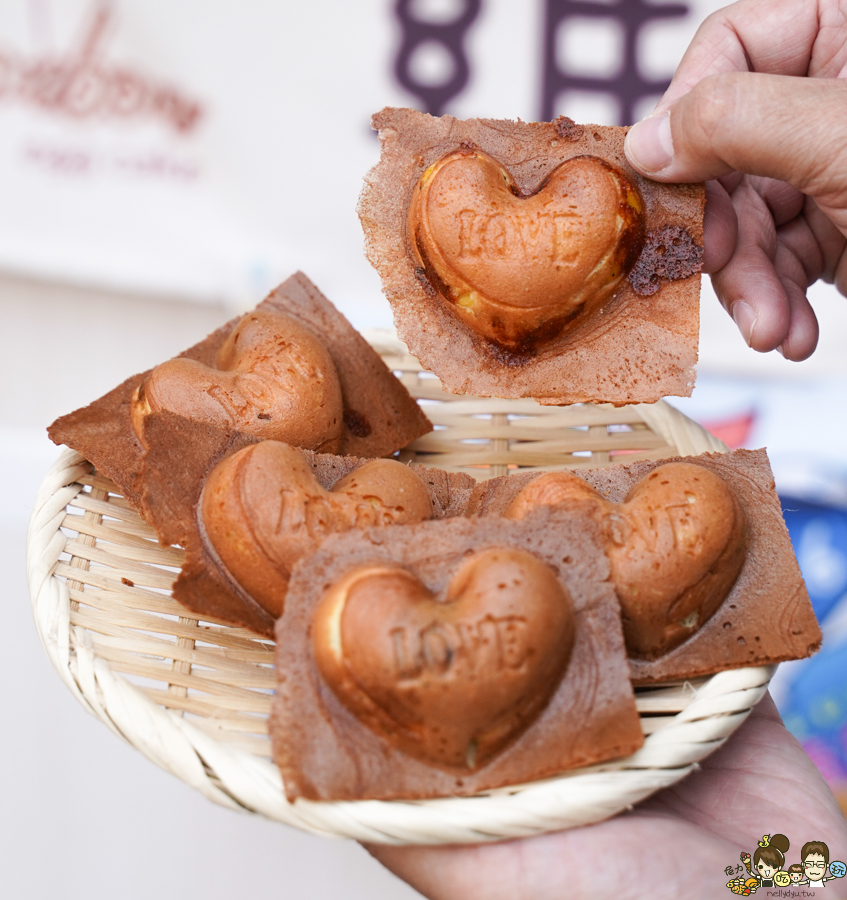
[393,0,482,116]
[540,0,690,124]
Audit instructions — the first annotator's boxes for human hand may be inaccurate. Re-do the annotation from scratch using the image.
[365,694,847,900]
[623,0,847,361]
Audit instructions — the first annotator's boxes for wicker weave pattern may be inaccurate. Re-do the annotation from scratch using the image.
[365,333,725,479]
[26,335,770,844]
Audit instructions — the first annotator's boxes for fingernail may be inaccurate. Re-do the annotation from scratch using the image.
[732,301,757,347]
[625,112,674,174]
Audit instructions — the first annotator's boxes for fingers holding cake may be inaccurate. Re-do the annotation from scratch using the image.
[361,109,705,404]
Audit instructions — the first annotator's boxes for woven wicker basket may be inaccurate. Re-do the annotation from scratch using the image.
[27,333,774,844]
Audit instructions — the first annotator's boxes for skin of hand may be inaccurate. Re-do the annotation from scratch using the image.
[623,0,847,361]
[365,694,847,900]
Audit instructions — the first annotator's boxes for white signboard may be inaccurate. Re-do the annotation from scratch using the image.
[0,0,729,322]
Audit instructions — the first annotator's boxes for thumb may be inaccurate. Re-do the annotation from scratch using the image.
[625,72,847,201]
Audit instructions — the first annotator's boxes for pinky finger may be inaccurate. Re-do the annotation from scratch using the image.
[774,243,819,361]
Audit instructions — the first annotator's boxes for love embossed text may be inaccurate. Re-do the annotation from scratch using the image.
[203,374,275,423]
[456,209,581,262]
[603,498,699,553]
[389,614,530,681]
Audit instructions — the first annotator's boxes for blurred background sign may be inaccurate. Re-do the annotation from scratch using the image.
[0,0,724,313]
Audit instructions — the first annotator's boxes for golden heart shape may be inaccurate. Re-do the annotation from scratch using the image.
[408,149,644,351]
[201,441,433,617]
[505,462,747,659]
[313,548,575,770]
[132,310,344,453]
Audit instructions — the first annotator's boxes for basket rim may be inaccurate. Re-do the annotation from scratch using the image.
[27,401,773,845]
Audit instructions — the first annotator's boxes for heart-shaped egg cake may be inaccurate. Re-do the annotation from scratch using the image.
[505,463,747,659]
[131,310,344,453]
[313,548,575,770]
[408,149,645,350]
[201,441,433,617]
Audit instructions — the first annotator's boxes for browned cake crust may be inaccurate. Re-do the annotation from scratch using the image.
[138,412,476,637]
[271,512,644,801]
[47,271,432,509]
[359,108,704,405]
[467,448,821,683]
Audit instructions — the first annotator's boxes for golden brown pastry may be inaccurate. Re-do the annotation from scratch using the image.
[504,463,747,659]
[312,548,575,770]
[132,309,344,454]
[359,108,705,404]
[407,148,644,351]
[466,448,821,683]
[272,512,643,801]
[48,271,432,510]
[136,412,474,636]
[201,441,433,617]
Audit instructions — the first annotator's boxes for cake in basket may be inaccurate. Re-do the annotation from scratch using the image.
[39,115,821,808]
